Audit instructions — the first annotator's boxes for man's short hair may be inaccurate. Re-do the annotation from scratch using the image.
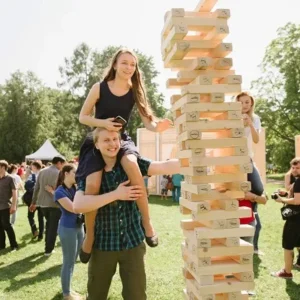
[0,160,9,170]
[290,157,300,166]
[32,161,42,170]
[52,156,66,165]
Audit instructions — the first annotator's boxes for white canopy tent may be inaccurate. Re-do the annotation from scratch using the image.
[25,139,64,161]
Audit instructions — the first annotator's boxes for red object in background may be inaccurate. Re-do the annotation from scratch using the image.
[239,199,254,224]
[17,167,24,176]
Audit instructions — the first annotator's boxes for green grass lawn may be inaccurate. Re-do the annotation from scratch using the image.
[1,183,300,300]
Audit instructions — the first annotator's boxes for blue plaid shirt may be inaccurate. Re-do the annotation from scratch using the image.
[78,157,151,251]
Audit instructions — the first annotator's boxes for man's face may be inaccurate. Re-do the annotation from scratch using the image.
[95,130,121,158]
[0,166,6,174]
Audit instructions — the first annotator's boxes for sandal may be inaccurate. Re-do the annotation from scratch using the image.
[145,235,159,248]
[79,249,91,264]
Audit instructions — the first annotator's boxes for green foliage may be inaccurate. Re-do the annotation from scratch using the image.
[252,23,300,171]
[0,71,56,162]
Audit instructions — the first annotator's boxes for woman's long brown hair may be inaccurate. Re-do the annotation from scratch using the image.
[103,48,155,121]
[55,164,75,189]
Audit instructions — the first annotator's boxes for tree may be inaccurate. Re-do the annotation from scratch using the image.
[58,44,167,143]
[0,71,56,162]
[252,23,300,171]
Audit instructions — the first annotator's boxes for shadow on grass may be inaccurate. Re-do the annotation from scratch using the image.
[286,280,300,300]
[0,252,59,293]
[4,262,61,292]
[148,196,179,207]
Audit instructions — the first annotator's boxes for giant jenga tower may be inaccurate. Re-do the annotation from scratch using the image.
[161,1,255,299]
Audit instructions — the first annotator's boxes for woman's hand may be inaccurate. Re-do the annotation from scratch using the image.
[242,114,252,126]
[114,180,143,200]
[156,119,173,132]
[103,118,122,131]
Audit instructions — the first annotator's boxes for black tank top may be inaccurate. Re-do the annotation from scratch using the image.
[95,81,135,131]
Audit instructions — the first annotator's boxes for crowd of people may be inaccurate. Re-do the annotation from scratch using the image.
[1,48,300,300]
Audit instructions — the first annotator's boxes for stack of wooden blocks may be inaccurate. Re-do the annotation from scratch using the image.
[161,0,255,299]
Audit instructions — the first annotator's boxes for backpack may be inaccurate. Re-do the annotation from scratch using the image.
[24,174,36,192]
[22,174,36,206]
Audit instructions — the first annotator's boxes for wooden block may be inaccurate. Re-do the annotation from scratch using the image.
[177,70,236,83]
[166,78,190,89]
[181,187,245,201]
[217,237,240,247]
[194,225,255,239]
[183,247,253,276]
[181,205,192,215]
[230,128,245,138]
[180,197,211,213]
[186,237,253,258]
[218,181,251,193]
[180,102,241,113]
[177,119,244,131]
[180,137,247,150]
[191,207,251,222]
[227,111,242,120]
[185,262,214,285]
[181,182,211,194]
[219,199,239,211]
[231,254,253,265]
[183,173,246,184]
[178,149,206,158]
[186,57,213,71]
[178,130,203,141]
[211,43,233,57]
[181,219,202,230]
[214,58,233,70]
[214,9,231,19]
[186,279,215,300]
[219,75,242,85]
[233,272,254,282]
[183,267,194,279]
[195,0,218,12]
[164,8,185,22]
[233,146,248,156]
[181,84,241,96]
[162,23,188,43]
[182,155,251,167]
[204,25,229,41]
[170,94,181,105]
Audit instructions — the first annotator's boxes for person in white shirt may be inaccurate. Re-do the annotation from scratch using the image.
[236,92,264,255]
[8,164,25,225]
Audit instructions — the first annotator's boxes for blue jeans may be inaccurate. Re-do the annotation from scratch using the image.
[248,161,264,197]
[172,186,181,202]
[58,224,84,296]
[248,161,264,250]
[253,213,261,251]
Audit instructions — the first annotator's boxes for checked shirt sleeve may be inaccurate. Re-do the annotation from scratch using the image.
[137,157,152,177]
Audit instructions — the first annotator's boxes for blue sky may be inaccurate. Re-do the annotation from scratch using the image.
[1,0,299,107]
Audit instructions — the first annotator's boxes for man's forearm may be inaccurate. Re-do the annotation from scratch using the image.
[74,190,119,213]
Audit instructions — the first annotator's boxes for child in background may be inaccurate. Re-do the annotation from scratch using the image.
[160,175,168,200]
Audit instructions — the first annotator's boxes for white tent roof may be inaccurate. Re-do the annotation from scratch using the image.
[26,139,64,161]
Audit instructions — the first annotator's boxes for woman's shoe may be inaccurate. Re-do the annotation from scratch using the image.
[145,235,158,247]
[79,248,91,264]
